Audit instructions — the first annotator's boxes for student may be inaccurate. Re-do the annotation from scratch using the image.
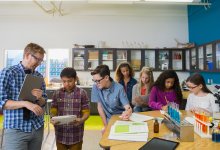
[148,70,182,110]
[0,43,47,150]
[91,65,132,134]
[50,67,90,150]
[132,67,154,112]
[185,73,219,114]
[115,62,137,107]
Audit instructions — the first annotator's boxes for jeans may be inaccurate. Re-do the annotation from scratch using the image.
[3,126,44,150]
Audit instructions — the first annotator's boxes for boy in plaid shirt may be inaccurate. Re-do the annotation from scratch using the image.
[50,67,90,150]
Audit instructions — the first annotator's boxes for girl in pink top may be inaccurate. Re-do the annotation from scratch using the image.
[148,70,182,110]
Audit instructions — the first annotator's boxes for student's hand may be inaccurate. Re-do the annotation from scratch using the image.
[31,89,43,100]
[162,105,168,111]
[50,119,60,125]
[190,107,211,115]
[101,126,107,135]
[24,101,44,116]
[71,118,83,126]
[119,107,132,121]
[135,96,144,105]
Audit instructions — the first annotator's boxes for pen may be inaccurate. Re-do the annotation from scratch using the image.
[164,96,169,104]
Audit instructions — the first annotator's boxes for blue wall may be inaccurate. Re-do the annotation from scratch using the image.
[190,71,220,84]
[188,0,220,84]
[188,0,220,45]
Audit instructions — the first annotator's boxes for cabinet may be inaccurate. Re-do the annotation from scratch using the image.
[187,40,220,72]
[185,49,190,71]
[83,87,99,115]
[72,48,185,71]
[215,42,220,70]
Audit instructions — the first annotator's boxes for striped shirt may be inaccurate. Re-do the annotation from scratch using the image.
[0,63,47,132]
[51,86,89,145]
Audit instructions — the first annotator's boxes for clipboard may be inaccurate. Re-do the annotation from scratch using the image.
[18,74,43,102]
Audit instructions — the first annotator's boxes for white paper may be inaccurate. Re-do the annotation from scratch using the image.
[52,115,76,125]
[108,129,148,141]
[108,120,148,142]
[113,121,149,133]
[129,113,154,122]
[184,117,195,125]
[160,110,165,115]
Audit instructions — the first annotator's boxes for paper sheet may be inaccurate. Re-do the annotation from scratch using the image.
[129,113,154,122]
[184,117,195,125]
[108,121,148,142]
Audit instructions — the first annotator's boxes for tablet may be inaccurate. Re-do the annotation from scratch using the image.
[18,74,44,102]
[139,137,179,150]
[52,115,77,125]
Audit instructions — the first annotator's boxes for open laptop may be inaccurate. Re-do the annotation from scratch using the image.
[18,74,44,102]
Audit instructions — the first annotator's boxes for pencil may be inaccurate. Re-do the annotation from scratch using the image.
[164,96,169,104]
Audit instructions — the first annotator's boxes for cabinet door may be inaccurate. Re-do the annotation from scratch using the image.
[130,50,141,71]
[83,87,98,115]
[198,46,204,70]
[87,49,99,70]
[185,49,190,70]
[145,50,155,69]
[116,50,128,67]
[191,48,197,70]
[158,50,169,70]
[101,49,114,70]
[205,44,213,71]
[73,49,85,70]
[216,42,220,70]
[172,50,183,70]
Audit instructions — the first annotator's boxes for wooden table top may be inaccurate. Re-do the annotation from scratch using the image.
[99,111,219,150]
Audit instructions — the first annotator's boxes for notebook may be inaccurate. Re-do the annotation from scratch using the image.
[139,137,179,150]
[18,74,44,102]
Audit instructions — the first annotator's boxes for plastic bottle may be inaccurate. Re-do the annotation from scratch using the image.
[154,119,159,133]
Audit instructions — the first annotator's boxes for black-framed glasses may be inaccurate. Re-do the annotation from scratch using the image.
[187,85,199,89]
[31,54,44,63]
[92,78,104,84]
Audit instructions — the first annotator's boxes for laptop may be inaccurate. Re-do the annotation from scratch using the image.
[18,74,44,102]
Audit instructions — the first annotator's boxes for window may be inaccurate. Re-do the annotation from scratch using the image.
[48,49,70,82]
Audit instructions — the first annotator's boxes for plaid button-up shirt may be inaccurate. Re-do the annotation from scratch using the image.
[52,86,89,145]
[0,63,47,132]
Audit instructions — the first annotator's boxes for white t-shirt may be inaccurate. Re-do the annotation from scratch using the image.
[185,93,219,113]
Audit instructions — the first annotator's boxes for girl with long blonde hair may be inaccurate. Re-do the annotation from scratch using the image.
[132,67,154,112]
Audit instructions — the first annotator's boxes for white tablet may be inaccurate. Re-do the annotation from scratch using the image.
[18,74,44,102]
[51,115,77,124]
